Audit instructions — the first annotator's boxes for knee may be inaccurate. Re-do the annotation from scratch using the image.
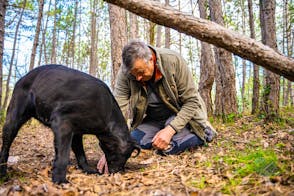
[164,135,204,155]
[130,129,152,149]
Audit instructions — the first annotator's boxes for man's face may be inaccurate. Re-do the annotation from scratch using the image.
[130,58,154,82]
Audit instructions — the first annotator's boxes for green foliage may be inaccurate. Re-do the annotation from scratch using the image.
[190,176,206,189]
[0,109,6,125]
[216,148,281,178]
[289,2,294,24]
[210,148,283,194]
[234,149,280,177]
[11,0,34,10]
[222,113,242,124]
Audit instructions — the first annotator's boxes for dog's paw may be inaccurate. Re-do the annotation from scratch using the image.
[52,176,68,184]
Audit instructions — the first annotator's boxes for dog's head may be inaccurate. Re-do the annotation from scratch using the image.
[100,139,140,174]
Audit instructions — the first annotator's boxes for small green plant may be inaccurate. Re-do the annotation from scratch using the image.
[223,113,237,123]
[190,176,206,189]
[224,149,281,177]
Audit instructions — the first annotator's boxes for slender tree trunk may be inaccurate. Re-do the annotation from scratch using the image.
[0,0,7,113]
[104,0,294,81]
[248,0,259,114]
[198,0,215,116]
[71,0,79,68]
[38,23,43,66]
[129,12,138,39]
[164,0,170,48]
[39,0,52,66]
[209,0,237,118]
[149,22,156,45]
[178,0,182,54]
[284,0,293,106]
[51,0,57,64]
[29,0,44,71]
[89,0,98,76]
[155,0,162,47]
[241,0,247,112]
[108,4,127,90]
[3,0,26,109]
[260,0,280,121]
[156,25,162,47]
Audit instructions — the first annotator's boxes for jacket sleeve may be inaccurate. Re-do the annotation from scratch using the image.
[113,67,131,120]
[168,55,208,132]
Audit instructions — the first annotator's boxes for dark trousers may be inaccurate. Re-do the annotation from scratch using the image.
[131,116,204,155]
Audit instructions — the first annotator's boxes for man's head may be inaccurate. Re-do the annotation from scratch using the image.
[122,40,154,82]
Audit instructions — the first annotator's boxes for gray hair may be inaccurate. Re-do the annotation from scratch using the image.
[122,40,152,74]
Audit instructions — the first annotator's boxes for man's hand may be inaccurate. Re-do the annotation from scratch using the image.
[152,125,176,150]
[97,154,109,174]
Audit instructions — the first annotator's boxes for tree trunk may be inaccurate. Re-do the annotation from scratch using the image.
[0,0,7,113]
[198,0,215,116]
[108,4,127,90]
[164,0,170,48]
[156,25,162,47]
[241,0,247,112]
[103,0,294,81]
[39,0,52,66]
[51,0,57,64]
[178,1,182,54]
[3,0,26,110]
[149,22,156,45]
[89,0,98,76]
[248,0,259,114]
[209,0,237,117]
[29,0,44,71]
[284,0,293,106]
[71,0,79,68]
[260,0,280,121]
[129,12,138,39]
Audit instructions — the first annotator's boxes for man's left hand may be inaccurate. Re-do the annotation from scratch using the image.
[152,125,176,150]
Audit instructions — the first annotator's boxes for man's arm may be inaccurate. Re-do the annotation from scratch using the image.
[167,55,208,132]
[113,67,131,119]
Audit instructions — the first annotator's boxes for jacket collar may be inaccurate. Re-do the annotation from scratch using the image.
[148,45,165,82]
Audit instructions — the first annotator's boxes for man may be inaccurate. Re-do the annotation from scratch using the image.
[97,40,217,173]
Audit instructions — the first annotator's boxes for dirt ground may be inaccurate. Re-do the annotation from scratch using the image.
[0,115,293,196]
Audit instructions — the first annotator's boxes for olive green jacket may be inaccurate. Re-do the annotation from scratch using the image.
[114,46,213,141]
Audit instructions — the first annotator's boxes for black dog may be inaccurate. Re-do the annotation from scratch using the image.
[0,64,140,183]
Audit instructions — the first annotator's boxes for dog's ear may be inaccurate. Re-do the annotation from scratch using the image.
[132,144,141,157]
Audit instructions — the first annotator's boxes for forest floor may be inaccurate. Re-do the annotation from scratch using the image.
[0,107,293,196]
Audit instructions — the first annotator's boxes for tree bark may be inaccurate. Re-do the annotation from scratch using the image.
[260,0,280,121]
[51,0,57,64]
[284,0,292,106]
[39,0,52,66]
[198,0,215,116]
[0,0,7,112]
[248,0,259,114]
[149,22,156,45]
[241,0,247,112]
[29,0,44,71]
[108,4,127,90]
[71,0,79,68]
[129,12,138,39]
[209,0,238,117]
[103,0,294,81]
[164,0,170,49]
[156,25,162,47]
[3,0,26,109]
[89,0,98,76]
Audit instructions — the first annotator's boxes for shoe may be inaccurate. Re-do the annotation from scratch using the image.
[204,125,217,142]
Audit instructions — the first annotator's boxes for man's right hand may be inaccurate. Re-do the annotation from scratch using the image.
[97,154,109,174]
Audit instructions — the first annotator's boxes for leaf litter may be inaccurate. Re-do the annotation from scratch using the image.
[0,113,293,196]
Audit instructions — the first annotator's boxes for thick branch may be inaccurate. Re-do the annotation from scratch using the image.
[104,0,294,81]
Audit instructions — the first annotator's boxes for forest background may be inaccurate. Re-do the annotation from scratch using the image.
[0,0,293,121]
[0,0,293,195]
